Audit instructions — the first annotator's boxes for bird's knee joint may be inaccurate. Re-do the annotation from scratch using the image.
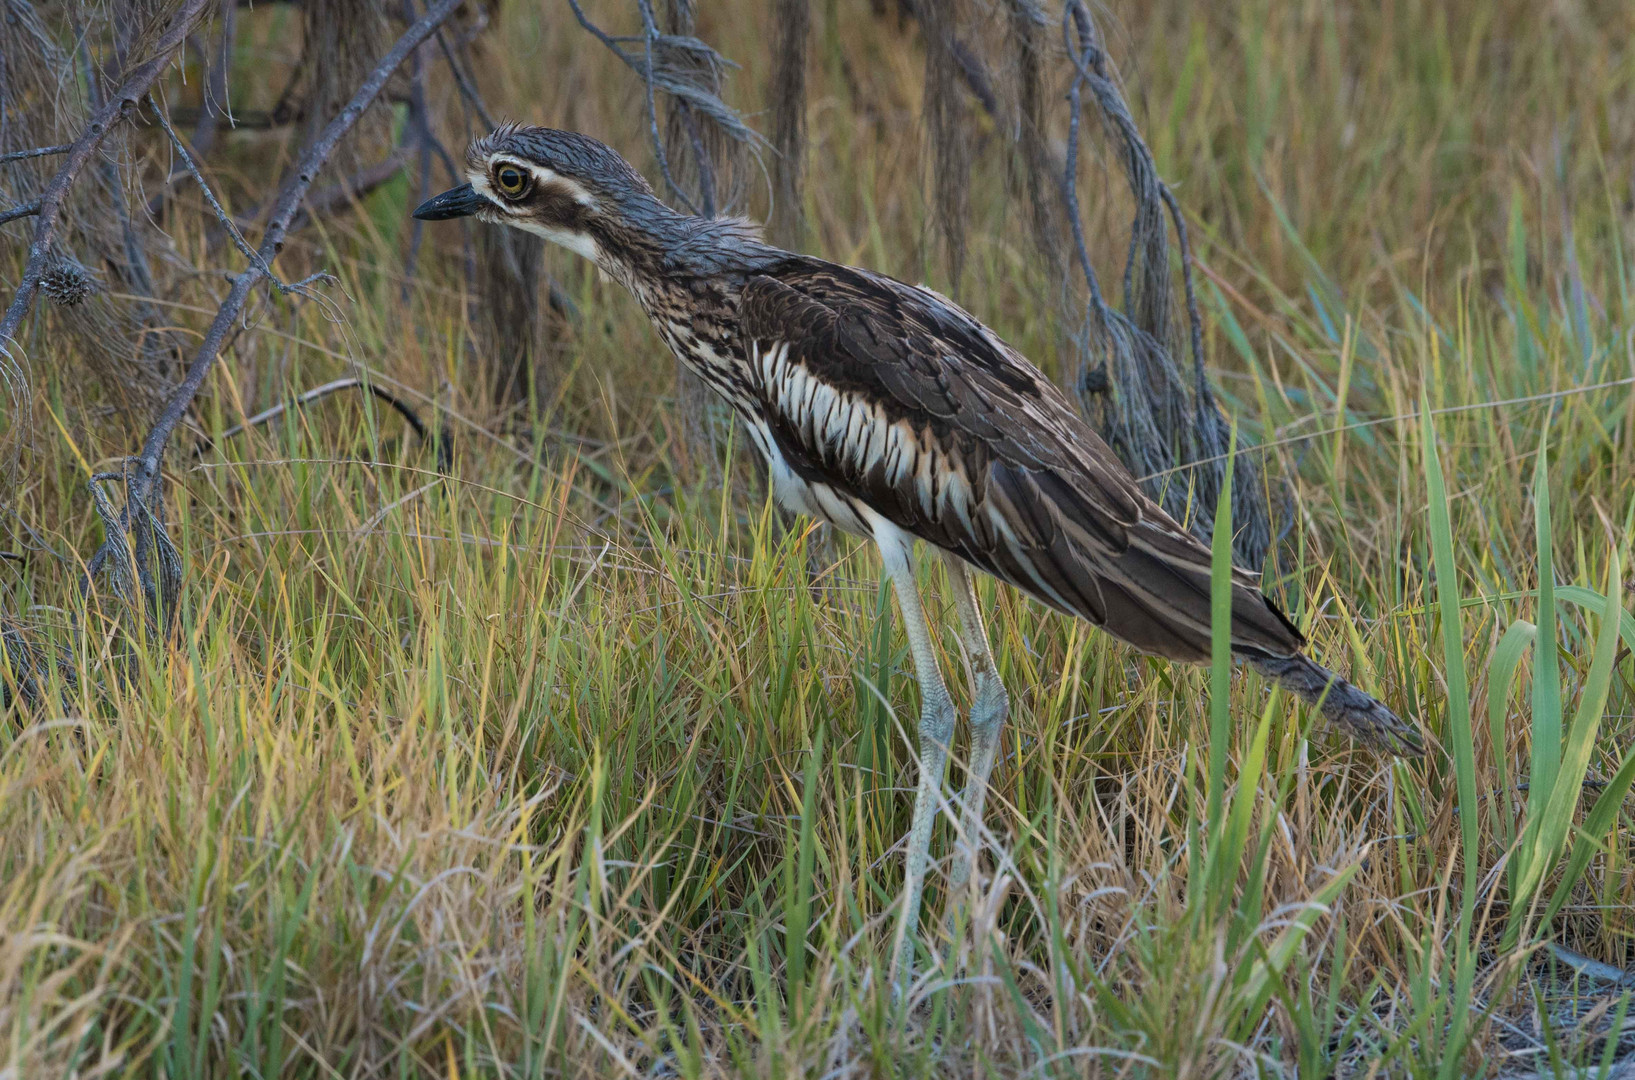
[918,696,956,744]
[975,675,1009,721]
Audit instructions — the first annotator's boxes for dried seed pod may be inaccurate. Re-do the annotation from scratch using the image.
[38,257,95,307]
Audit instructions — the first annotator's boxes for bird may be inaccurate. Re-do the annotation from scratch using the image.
[413,124,1424,980]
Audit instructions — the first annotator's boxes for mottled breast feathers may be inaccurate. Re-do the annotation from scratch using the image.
[735,258,1304,665]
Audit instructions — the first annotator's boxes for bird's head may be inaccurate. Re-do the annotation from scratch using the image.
[412,124,662,264]
[414,124,775,282]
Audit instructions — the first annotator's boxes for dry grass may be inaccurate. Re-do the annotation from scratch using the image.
[3,0,1635,1076]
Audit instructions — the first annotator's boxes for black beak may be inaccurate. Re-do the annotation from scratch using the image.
[412,184,485,220]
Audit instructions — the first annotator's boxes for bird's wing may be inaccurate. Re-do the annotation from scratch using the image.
[737,260,1303,663]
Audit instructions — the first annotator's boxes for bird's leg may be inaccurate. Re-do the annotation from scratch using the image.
[938,552,1009,901]
[875,525,957,988]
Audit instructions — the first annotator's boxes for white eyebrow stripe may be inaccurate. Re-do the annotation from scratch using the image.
[482,160,596,207]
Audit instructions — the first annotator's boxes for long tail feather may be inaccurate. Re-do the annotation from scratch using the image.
[1249,654,1425,756]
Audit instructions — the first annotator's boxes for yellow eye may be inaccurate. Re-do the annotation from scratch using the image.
[495,165,526,196]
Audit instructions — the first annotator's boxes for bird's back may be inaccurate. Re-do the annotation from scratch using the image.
[735,256,1305,666]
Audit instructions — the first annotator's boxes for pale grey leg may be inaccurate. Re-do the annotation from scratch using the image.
[938,552,1010,898]
[873,521,957,987]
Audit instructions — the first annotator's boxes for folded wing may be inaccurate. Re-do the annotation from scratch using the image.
[737,259,1305,664]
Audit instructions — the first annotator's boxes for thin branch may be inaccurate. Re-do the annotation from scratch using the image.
[432,21,497,130]
[191,0,237,157]
[0,0,213,348]
[636,0,700,214]
[151,98,320,296]
[0,202,40,226]
[192,376,451,471]
[0,144,72,164]
[157,105,281,130]
[204,377,430,446]
[1058,5,1109,316]
[1057,0,1269,568]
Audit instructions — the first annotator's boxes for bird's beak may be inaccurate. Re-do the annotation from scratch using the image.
[412,184,485,220]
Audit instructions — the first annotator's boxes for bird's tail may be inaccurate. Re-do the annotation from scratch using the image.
[1249,653,1425,757]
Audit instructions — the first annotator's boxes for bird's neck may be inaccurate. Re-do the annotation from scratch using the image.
[584,193,781,292]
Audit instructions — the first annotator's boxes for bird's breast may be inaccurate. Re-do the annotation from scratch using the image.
[653,318,754,409]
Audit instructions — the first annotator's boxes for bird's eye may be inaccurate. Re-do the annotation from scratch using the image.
[495,165,527,197]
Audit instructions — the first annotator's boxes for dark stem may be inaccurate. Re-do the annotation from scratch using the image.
[193,375,447,470]
[0,144,73,164]
[433,22,497,130]
[152,99,312,293]
[0,201,40,225]
[567,0,702,215]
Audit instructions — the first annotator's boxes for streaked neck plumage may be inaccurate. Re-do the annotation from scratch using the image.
[575,190,785,299]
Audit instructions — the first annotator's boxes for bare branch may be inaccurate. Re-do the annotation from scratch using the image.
[0,144,72,164]
[150,99,322,296]
[633,0,698,214]
[432,21,497,130]
[193,376,451,471]
[565,0,765,217]
[0,201,40,225]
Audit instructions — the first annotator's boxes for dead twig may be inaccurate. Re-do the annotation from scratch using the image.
[193,376,453,471]
[150,99,326,297]
[0,144,73,164]
[0,202,40,225]
[191,1,237,158]
[568,0,694,213]
[433,19,497,130]
[566,0,764,215]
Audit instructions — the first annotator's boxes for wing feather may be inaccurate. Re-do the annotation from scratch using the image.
[737,260,1303,663]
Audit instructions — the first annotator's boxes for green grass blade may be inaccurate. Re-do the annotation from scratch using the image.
[1206,426,1238,845]
[1510,552,1625,945]
[1539,736,1635,930]
[1422,397,1480,1080]
[1487,619,1535,859]
[785,725,823,1013]
[1421,401,1478,901]
[1530,430,1563,826]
